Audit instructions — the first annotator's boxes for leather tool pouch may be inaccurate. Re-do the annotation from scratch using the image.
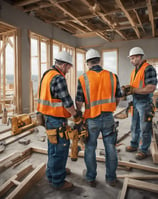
[36,112,45,126]
[46,129,57,144]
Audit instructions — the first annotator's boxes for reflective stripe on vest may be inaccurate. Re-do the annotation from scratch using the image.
[130,62,150,88]
[38,99,63,107]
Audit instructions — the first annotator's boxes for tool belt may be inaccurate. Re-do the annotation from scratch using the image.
[46,125,74,144]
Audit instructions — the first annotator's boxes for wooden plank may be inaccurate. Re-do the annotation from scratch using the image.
[128,178,158,193]
[117,174,158,180]
[0,148,32,172]
[150,128,158,163]
[31,146,158,173]
[118,160,158,173]
[0,131,12,141]
[120,177,128,199]
[5,128,35,145]
[0,164,33,197]
[31,146,47,154]
[0,128,11,134]
[6,163,46,199]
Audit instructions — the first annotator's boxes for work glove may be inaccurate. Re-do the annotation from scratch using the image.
[121,85,134,96]
[73,110,83,131]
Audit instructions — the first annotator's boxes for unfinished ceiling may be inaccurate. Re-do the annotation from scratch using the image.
[3,0,158,42]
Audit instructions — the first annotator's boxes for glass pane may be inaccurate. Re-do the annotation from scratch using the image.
[5,36,15,98]
[103,50,117,74]
[76,52,84,79]
[31,38,39,98]
[31,38,38,56]
[31,57,38,96]
[41,41,46,63]
[53,44,60,65]
[41,63,47,77]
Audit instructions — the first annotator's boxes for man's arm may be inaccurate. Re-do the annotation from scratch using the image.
[115,75,122,106]
[75,79,85,111]
[133,84,156,94]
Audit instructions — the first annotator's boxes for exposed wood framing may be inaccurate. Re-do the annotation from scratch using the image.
[117,174,158,180]
[49,0,110,41]
[120,178,158,199]
[150,127,158,163]
[146,0,155,37]
[0,164,33,197]
[0,163,46,199]
[81,0,127,40]
[115,0,140,38]
[15,0,40,7]
[133,9,145,33]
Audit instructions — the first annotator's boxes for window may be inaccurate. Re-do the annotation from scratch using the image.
[0,32,17,113]
[76,49,86,80]
[30,32,50,111]
[102,49,118,74]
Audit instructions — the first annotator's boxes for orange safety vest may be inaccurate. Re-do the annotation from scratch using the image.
[79,70,117,119]
[130,62,150,88]
[37,69,71,118]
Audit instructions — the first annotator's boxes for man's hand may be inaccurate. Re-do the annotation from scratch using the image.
[73,111,83,131]
[121,85,134,96]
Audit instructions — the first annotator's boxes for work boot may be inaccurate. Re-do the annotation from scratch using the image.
[66,168,71,175]
[126,146,137,152]
[56,180,74,191]
[106,179,117,187]
[135,151,147,160]
[88,180,97,187]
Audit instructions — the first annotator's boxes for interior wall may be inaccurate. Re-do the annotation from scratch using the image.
[78,37,158,86]
[0,0,77,113]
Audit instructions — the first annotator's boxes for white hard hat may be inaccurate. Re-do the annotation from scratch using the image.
[86,49,101,61]
[55,51,73,65]
[128,47,144,57]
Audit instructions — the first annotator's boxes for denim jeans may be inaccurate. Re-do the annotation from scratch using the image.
[85,112,118,182]
[45,115,70,187]
[130,97,152,154]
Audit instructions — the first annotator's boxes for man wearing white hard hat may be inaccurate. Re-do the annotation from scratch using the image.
[75,49,122,187]
[37,51,80,191]
[124,47,157,160]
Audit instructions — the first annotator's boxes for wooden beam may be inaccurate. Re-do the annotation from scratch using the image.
[115,0,140,38]
[0,164,33,197]
[133,9,145,33]
[0,148,32,172]
[120,177,128,199]
[24,2,52,12]
[117,174,158,180]
[14,0,40,7]
[146,0,155,37]
[128,178,158,193]
[5,163,46,199]
[49,0,110,41]
[80,0,127,40]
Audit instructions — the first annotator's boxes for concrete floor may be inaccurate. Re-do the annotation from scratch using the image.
[0,113,158,199]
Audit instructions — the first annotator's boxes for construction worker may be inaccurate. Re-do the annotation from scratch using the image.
[124,47,157,160]
[75,49,122,187]
[37,51,80,191]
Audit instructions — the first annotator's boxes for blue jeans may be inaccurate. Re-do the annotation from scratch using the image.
[130,97,152,154]
[45,115,70,187]
[85,112,118,182]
